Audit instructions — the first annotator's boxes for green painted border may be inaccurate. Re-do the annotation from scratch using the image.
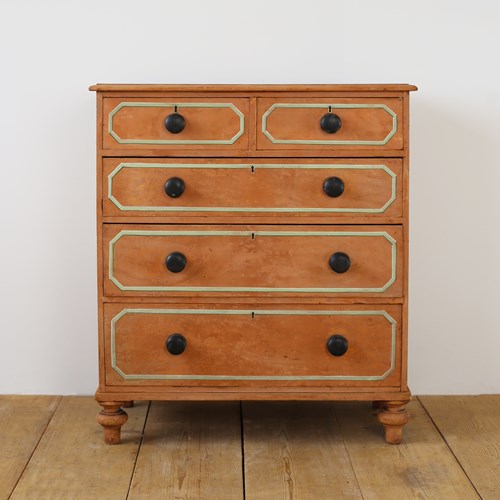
[261,103,398,145]
[110,308,397,381]
[108,102,245,145]
[108,163,397,214]
[108,230,397,293]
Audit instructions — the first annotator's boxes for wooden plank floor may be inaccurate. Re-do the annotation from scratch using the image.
[1,396,498,499]
[419,396,500,500]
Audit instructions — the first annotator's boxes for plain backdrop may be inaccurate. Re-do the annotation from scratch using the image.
[1,0,499,395]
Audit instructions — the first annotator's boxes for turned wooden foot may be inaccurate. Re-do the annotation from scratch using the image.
[377,400,409,444]
[122,400,134,408]
[96,402,128,445]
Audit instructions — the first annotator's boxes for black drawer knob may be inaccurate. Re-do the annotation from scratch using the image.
[166,334,186,355]
[329,252,350,273]
[323,176,344,198]
[165,252,187,273]
[327,335,348,356]
[165,112,186,134]
[320,113,342,134]
[164,177,185,198]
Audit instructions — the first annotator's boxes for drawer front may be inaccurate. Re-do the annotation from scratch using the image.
[103,158,403,219]
[104,304,401,387]
[103,225,402,297]
[257,98,403,150]
[102,98,249,150]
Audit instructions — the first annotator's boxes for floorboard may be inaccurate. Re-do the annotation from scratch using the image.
[127,401,243,500]
[335,399,480,499]
[3,395,499,499]
[243,402,363,499]
[419,395,500,500]
[9,397,148,500]
[0,395,61,500]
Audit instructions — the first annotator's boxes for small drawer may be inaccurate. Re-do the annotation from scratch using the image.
[102,97,249,150]
[103,158,403,219]
[257,98,403,150]
[104,304,401,387]
[103,224,403,297]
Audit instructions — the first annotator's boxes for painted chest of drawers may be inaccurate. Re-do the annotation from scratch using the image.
[90,84,417,444]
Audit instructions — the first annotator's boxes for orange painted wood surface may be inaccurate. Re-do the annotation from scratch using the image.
[102,97,249,150]
[103,303,401,388]
[103,157,403,220]
[257,97,403,150]
[93,84,414,443]
[103,224,403,298]
[90,83,418,92]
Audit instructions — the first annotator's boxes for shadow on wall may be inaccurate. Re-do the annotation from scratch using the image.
[408,93,500,393]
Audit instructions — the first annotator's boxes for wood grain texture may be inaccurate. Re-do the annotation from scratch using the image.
[400,94,411,391]
[96,96,106,392]
[128,401,243,499]
[0,396,61,500]
[103,224,403,298]
[93,84,414,440]
[335,400,480,499]
[99,147,408,159]
[90,83,418,92]
[3,395,495,498]
[10,397,148,499]
[102,97,250,150]
[104,303,401,389]
[419,395,500,499]
[100,295,405,305]
[96,389,409,402]
[257,97,403,150]
[243,402,362,499]
[103,157,403,220]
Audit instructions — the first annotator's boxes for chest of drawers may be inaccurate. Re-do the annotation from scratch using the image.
[90,84,417,445]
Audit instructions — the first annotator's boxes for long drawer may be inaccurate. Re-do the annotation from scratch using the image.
[103,225,403,297]
[104,304,401,387]
[103,158,403,219]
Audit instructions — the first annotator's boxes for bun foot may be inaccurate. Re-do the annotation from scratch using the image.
[96,402,128,445]
[377,400,409,444]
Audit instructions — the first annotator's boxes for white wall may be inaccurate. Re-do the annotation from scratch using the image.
[1,0,499,395]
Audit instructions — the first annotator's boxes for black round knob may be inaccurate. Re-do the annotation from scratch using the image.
[327,335,348,356]
[329,252,350,273]
[165,252,186,273]
[320,113,342,134]
[323,176,345,198]
[166,334,187,355]
[164,177,185,198]
[165,112,186,134]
